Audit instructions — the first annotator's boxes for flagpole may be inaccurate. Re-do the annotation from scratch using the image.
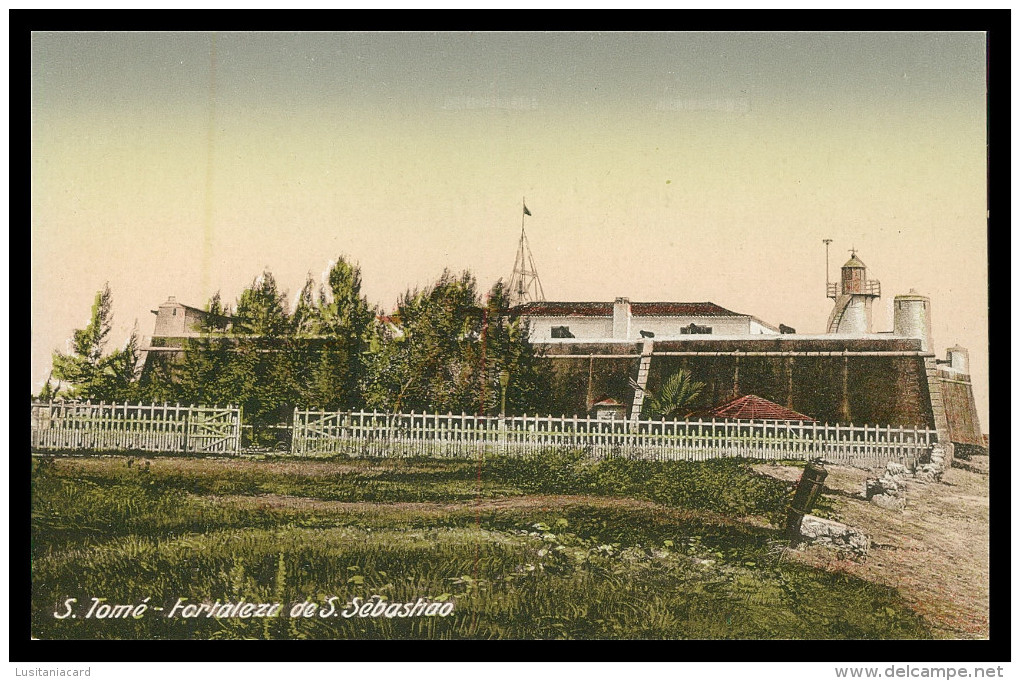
[519,198,527,301]
[511,197,543,304]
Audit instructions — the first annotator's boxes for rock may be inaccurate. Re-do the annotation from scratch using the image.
[913,463,943,484]
[865,459,918,507]
[869,493,906,510]
[798,515,870,557]
[885,462,908,477]
[866,476,901,497]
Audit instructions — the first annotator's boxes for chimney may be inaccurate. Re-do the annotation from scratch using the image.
[613,297,631,340]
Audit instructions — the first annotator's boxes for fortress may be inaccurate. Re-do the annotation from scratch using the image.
[139,244,985,461]
[514,252,985,460]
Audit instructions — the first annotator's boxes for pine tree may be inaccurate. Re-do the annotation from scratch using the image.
[35,373,61,401]
[230,270,301,445]
[478,280,550,416]
[302,257,376,409]
[362,270,551,415]
[51,284,139,401]
[234,270,291,337]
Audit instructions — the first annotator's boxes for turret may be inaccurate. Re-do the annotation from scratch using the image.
[893,289,933,353]
[946,345,969,373]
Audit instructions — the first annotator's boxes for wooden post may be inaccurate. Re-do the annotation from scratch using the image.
[786,461,829,544]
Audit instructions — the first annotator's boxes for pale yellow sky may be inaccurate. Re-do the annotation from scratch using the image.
[31,31,989,428]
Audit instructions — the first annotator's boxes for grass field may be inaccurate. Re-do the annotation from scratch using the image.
[31,451,933,640]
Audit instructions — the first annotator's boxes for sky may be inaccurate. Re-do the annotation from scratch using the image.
[30,31,989,428]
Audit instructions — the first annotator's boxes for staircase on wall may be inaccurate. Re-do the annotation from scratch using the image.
[923,356,954,463]
[630,339,654,420]
[826,294,852,333]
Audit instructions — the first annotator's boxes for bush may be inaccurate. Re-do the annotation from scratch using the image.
[484,451,792,523]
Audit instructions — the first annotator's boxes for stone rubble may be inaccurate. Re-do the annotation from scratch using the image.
[913,444,947,484]
[798,514,870,558]
[791,444,950,561]
[864,444,948,508]
[865,461,909,510]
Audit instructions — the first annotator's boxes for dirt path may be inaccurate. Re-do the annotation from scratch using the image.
[211,492,662,514]
[757,458,990,639]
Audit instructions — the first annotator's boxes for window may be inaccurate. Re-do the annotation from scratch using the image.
[551,325,574,338]
[679,323,711,335]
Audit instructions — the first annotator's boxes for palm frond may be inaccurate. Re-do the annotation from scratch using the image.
[646,368,706,419]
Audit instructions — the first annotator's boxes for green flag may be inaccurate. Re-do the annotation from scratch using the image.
[523,203,531,216]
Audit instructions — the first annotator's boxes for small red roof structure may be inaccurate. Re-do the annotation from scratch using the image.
[592,398,625,407]
[689,394,816,422]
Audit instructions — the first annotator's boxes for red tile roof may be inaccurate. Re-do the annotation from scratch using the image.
[630,302,740,317]
[515,301,742,317]
[689,394,816,422]
[592,398,625,407]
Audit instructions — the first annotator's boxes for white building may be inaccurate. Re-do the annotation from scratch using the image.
[516,297,779,342]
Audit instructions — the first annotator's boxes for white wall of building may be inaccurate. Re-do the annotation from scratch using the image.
[527,316,615,341]
[749,318,780,335]
[632,316,751,338]
[526,314,766,341]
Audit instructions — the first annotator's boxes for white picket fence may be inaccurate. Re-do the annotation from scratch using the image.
[291,409,937,467]
[30,400,242,455]
[29,400,936,467]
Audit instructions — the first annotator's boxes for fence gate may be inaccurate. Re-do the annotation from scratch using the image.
[186,406,242,455]
[291,410,349,457]
[31,401,242,456]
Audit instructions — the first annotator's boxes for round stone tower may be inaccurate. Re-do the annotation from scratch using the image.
[826,251,881,335]
[946,345,969,373]
[893,289,933,353]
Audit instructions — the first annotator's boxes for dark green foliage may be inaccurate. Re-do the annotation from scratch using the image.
[50,284,141,401]
[363,273,550,415]
[63,265,551,419]
[363,269,482,413]
[137,261,377,442]
[643,367,706,419]
[296,258,376,410]
[35,373,61,401]
[233,271,292,337]
[477,281,552,416]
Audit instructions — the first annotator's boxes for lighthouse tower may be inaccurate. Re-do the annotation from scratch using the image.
[826,251,881,334]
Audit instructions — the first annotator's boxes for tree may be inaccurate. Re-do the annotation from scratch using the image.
[105,323,143,401]
[291,275,318,337]
[298,257,376,410]
[137,292,230,404]
[476,280,551,416]
[229,270,301,442]
[362,272,550,416]
[233,270,292,337]
[35,373,61,401]
[363,269,482,413]
[51,284,139,401]
[642,368,706,420]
